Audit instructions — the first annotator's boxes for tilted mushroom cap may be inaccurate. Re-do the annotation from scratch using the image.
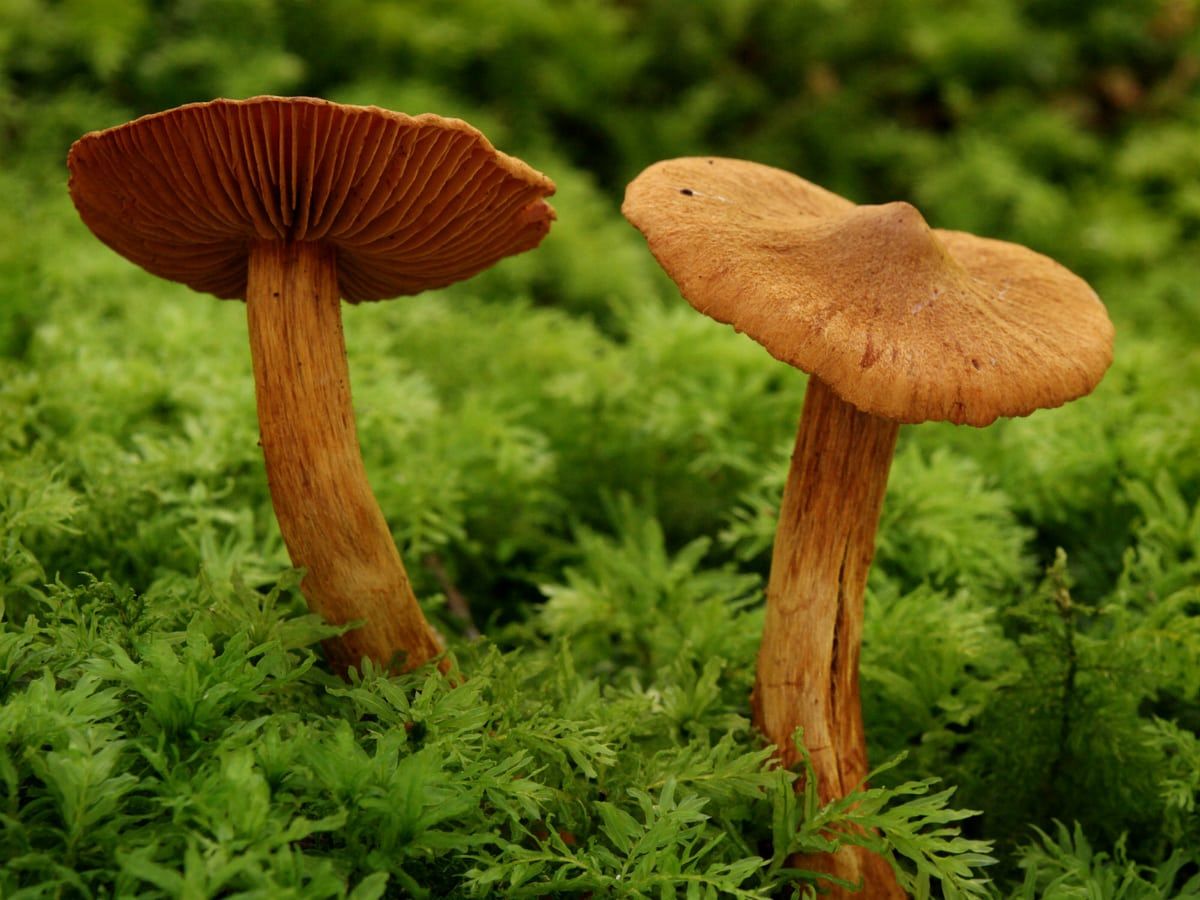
[68,96,556,301]
[623,157,1113,426]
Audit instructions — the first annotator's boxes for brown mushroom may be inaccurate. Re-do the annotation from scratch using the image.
[623,157,1112,896]
[68,96,556,676]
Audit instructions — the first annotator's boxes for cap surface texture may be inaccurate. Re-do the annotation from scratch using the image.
[69,96,556,301]
[623,157,1113,426]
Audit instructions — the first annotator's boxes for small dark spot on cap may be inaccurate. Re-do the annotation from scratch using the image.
[859,336,879,369]
[680,188,694,196]
[971,358,982,370]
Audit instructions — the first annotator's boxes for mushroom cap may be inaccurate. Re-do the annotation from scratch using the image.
[622,157,1114,426]
[68,96,556,302]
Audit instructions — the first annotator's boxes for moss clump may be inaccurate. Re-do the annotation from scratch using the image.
[3,0,1199,894]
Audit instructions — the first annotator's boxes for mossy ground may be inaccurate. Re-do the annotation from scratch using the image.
[2,1,1199,896]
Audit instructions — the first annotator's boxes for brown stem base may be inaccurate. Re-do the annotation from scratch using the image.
[246,240,444,675]
[751,376,904,898]
[792,840,906,900]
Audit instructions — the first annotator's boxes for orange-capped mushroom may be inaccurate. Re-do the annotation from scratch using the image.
[623,157,1112,897]
[69,96,556,676]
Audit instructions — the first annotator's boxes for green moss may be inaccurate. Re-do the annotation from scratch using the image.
[3,0,1199,894]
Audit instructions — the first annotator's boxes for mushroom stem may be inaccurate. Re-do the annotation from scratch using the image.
[246,240,444,675]
[752,375,903,897]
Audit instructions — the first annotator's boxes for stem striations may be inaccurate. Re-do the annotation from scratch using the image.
[246,240,444,675]
[752,375,903,898]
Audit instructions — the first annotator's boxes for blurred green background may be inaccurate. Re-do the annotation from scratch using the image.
[2,1,1200,896]
[5,0,1200,332]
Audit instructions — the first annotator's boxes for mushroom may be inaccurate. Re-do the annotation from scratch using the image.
[68,96,555,675]
[622,157,1112,896]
